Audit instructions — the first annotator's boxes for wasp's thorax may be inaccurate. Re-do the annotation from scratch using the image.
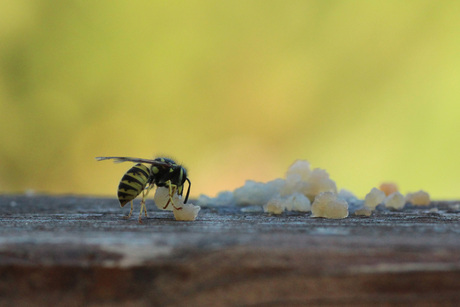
[150,164,186,186]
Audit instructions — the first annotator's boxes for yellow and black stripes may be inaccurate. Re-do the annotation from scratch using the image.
[117,163,151,207]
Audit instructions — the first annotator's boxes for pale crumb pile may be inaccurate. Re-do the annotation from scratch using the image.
[364,188,386,209]
[406,190,430,206]
[311,192,349,219]
[197,159,346,218]
[379,182,399,196]
[195,159,432,220]
[384,192,405,210]
[154,187,201,220]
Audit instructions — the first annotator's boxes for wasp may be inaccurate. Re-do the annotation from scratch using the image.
[96,156,191,223]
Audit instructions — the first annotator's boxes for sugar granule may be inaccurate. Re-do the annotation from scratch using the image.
[364,187,386,209]
[406,190,430,206]
[384,192,405,210]
[154,187,181,210]
[311,192,348,219]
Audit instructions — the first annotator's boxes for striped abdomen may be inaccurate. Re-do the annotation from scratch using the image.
[117,163,151,207]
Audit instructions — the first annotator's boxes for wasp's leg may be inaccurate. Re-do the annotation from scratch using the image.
[138,184,155,223]
[162,182,173,209]
[163,182,182,210]
[124,201,134,219]
[142,187,148,217]
[138,191,146,224]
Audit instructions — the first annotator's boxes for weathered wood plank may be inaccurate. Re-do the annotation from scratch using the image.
[1,195,459,306]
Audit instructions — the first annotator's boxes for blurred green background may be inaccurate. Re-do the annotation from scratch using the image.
[0,1,459,199]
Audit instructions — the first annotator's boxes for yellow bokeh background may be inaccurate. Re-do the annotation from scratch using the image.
[0,1,459,199]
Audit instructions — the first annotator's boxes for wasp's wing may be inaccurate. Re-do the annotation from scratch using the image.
[95,156,171,167]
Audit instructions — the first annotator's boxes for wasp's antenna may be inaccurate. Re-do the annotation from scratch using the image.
[95,157,125,163]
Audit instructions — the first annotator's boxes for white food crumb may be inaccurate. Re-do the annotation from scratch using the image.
[384,192,405,210]
[173,202,201,221]
[153,187,181,210]
[406,190,430,206]
[364,187,386,209]
[311,192,348,219]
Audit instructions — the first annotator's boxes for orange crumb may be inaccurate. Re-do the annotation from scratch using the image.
[379,182,399,196]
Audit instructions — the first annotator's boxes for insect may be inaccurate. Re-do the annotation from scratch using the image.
[96,156,191,223]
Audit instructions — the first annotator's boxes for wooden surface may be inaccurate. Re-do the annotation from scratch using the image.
[1,195,460,306]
